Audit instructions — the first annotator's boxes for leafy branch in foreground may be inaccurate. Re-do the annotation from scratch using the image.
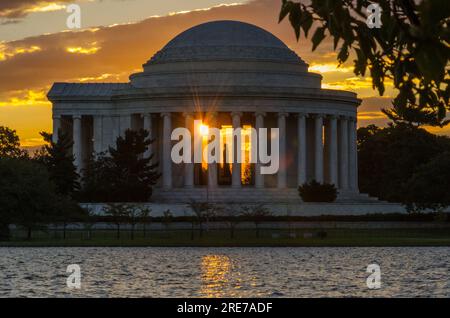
[280,0,450,126]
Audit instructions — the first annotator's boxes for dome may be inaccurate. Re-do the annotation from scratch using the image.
[145,20,304,65]
[166,20,291,49]
[130,20,321,89]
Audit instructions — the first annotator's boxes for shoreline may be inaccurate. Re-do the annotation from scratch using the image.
[2,228,450,247]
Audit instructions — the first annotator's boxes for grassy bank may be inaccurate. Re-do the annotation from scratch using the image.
[2,228,450,247]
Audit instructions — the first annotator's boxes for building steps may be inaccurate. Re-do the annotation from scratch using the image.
[152,188,382,204]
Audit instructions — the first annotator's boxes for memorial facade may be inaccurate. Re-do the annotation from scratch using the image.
[48,20,365,204]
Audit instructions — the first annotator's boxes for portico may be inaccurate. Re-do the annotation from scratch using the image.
[48,20,362,203]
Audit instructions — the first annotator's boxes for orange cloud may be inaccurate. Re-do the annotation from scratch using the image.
[0,43,42,61]
[0,89,49,107]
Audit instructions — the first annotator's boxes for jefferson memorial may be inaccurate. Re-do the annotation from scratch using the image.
[48,20,397,212]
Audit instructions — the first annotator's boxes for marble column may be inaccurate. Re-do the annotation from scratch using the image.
[297,113,307,186]
[231,112,242,188]
[207,112,218,189]
[72,115,82,172]
[348,117,358,192]
[161,112,172,189]
[339,116,349,190]
[183,112,194,188]
[277,112,288,188]
[52,115,61,143]
[254,111,265,188]
[143,113,153,159]
[119,115,131,136]
[328,115,338,186]
[93,115,103,154]
[314,114,324,183]
[111,115,120,144]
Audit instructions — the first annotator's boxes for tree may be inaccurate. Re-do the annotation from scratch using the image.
[189,200,215,238]
[240,204,272,238]
[403,152,450,213]
[217,205,241,239]
[126,204,141,240]
[298,180,338,202]
[36,131,80,197]
[0,126,28,158]
[162,209,173,234]
[138,206,152,238]
[81,207,96,240]
[79,152,112,202]
[280,0,450,126]
[81,129,160,202]
[357,123,450,202]
[103,203,129,239]
[0,158,79,240]
[53,195,85,239]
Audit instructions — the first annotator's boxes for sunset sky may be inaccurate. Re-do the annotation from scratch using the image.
[1,0,448,148]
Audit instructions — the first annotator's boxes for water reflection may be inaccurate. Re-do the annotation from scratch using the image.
[0,247,449,297]
[200,255,233,297]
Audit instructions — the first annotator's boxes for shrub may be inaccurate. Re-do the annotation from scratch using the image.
[298,180,337,202]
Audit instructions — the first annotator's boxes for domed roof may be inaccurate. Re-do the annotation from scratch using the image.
[145,20,305,65]
[166,20,289,49]
[130,20,320,90]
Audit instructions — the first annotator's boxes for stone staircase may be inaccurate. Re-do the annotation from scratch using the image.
[152,187,382,204]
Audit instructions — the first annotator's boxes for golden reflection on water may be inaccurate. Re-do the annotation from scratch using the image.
[200,254,237,297]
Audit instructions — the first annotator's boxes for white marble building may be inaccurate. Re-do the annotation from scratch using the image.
[48,20,381,206]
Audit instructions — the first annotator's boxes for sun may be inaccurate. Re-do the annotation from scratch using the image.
[199,124,209,136]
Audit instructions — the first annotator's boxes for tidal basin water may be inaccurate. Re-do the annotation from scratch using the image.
[0,247,449,297]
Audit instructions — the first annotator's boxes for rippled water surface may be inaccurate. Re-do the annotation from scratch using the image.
[0,247,449,297]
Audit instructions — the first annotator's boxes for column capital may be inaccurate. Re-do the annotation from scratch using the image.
[340,115,350,121]
[230,111,243,118]
[72,114,82,120]
[160,112,171,118]
[182,112,194,118]
[328,114,338,120]
[312,113,325,119]
[53,115,62,120]
[141,113,152,119]
[277,112,289,118]
[205,111,218,126]
[348,116,357,123]
[254,111,266,118]
[295,112,307,118]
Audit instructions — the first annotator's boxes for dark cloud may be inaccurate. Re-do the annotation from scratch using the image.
[0,0,73,19]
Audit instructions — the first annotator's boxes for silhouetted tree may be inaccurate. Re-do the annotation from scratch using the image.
[403,152,450,213]
[36,131,80,197]
[240,204,272,238]
[138,206,152,239]
[127,204,141,240]
[103,203,129,239]
[358,123,450,202]
[280,0,450,126]
[0,126,28,158]
[189,200,214,238]
[81,129,160,202]
[217,205,241,239]
[298,180,338,202]
[0,158,79,240]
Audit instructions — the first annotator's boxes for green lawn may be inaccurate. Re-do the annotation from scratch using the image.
[2,228,450,247]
